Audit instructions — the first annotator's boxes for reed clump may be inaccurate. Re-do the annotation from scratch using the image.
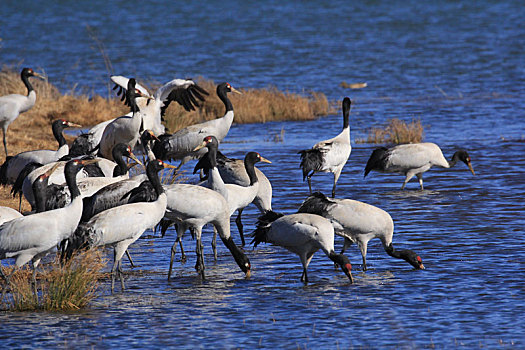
[357,118,425,144]
[0,249,105,311]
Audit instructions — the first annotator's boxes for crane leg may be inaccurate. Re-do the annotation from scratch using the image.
[0,266,18,302]
[300,268,308,284]
[235,209,245,247]
[32,263,38,302]
[2,128,8,158]
[417,174,424,190]
[125,250,135,268]
[168,238,179,281]
[118,261,125,291]
[179,239,186,264]
[211,227,218,262]
[195,238,205,279]
[307,176,312,194]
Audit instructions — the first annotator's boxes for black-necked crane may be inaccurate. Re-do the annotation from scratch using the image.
[98,78,151,161]
[153,82,241,168]
[0,67,45,157]
[364,142,475,190]
[81,131,159,223]
[37,144,142,211]
[251,211,353,284]
[297,192,425,271]
[0,164,59,224]
[161,183,251,280]
[0,159,98,297]
[17,157,115,210]
[0,119,81,185]
[71,76,208,157]
[193,135,271,248]
[110,75,208,137]
[298,97,352,197]
[65,160,175,293]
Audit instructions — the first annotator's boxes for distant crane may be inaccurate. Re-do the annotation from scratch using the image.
[0,68,45,157]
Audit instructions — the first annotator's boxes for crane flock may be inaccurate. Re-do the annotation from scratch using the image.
[0,70,477,296]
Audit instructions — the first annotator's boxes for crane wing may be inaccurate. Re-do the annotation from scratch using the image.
[110,75,152,101]
[155,78,209,113]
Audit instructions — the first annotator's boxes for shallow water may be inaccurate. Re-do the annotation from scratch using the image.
[1,1,524,348]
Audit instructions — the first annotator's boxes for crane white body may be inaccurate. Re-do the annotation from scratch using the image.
[253,212,353,283]
[297,192,425,270]
[0,207,22,225]
[299,98,352,197]
[0,68,45,157]
[364,142,475,190]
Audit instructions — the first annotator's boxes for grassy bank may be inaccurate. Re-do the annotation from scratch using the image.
[0,65,332,210]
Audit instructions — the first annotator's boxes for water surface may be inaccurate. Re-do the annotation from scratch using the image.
[1,1,524,348]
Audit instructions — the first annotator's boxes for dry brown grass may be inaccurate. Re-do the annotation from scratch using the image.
[356,118,425,144]
[0,66,331,210]
[0,249,105,311]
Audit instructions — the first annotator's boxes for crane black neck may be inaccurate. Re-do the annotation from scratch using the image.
[32,176,49,213]
[217,84,233,112]
[385,243,421,269]
[52,121,68,148]
[21,71,34,95]
[112,148,129,177]
[342,98,351,129]
[146,161,164,196]
[244,154,259,186]
[64,162,81,199]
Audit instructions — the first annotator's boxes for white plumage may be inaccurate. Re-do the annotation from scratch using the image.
[66,160,175,293]
[0,68,45,157]
[297,192,425,271]
[161,183,251,280]
[252,211,353,284]
[193,135,271,247]
[364,142,475,190]
[0,159,97,293]
[0,119,81,185]
[299,97,352,197]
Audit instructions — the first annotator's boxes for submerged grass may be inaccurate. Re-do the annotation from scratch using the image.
[1,249,105,311]
[356,118,425,144]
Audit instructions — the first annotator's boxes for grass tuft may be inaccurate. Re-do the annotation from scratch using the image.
[1,249,105,311]
[356,118,425,144]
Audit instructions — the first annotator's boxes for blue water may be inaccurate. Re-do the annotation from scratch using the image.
[1,1,524,348]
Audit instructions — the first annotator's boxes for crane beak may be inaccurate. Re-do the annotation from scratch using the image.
[33,72,46,80]
[161,161,178,169]
[231,86,242,95]
[259,156,272,164]
[148,130,160,142]
[128,152,144,168]
[80,159,101,166]
[67,121,82,128]
[245,269,251,279]
[467,162,475,175]
[193,141,207,152]
[43,163,62,178]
